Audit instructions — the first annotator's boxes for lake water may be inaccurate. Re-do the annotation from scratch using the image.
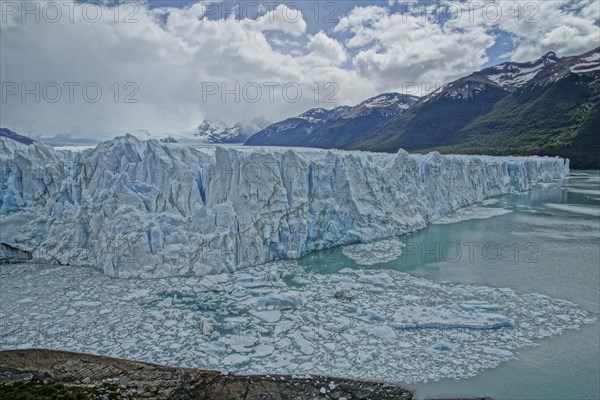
[411,171,600,400]
[300,170,600,400]
[1,171,598,399]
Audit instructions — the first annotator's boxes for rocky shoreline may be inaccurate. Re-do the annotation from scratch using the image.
[0,349,496,400]
[0,349,415,399]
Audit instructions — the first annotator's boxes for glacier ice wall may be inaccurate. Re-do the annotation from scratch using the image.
[0,135,569,278]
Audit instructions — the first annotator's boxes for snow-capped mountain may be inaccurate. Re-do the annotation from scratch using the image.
[0,133,568,277]
[196,117,270,144]
[195,120,240,143]
[254,46,599,151]
[297,107,351,124]
[342,93,417,119]
[245,93,418,148]
[244,106,351,147]
[483,51,560,91]
[354,46,600,168]
[429,47,600,101]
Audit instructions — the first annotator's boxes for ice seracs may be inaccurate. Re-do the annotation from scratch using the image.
[0,135,569,277]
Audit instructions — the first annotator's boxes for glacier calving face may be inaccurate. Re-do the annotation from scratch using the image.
[0,135,569,278]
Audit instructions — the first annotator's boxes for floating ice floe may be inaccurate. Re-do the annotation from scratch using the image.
[566,188,600,196]
[432,206,513,224]
[391,305,513,330]
[341,238,405,265]
[0,262,594,384]
[480,198,501,206]
[545,204,600,217]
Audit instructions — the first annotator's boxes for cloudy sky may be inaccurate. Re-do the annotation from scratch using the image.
[1,0,599,139]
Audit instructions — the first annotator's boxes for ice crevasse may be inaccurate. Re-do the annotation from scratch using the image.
[0,135,569,277]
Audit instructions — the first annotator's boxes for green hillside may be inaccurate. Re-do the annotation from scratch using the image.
[428,74,600,169]
[352,85,509,153]
[353,73,599,168]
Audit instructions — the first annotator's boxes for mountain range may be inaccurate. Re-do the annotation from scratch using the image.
[245,93,418,148]
[0,128,36,145]
[246,93,418,149]
[0,117,271,147]
[246,47,600,168]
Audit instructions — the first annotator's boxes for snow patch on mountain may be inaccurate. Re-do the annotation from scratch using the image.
[483,51,559,91]
[365,94,400,108]
[297,107,351,124]
[570,50,600,73]
[341,93,418,119]
[487,64,545,88]
[440,81,492,100]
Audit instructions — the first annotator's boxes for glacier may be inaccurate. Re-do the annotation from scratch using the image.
[0,135,569,278]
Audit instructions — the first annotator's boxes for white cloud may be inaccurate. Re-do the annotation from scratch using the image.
[445,0,600,61]
[254,4,307,37]
[335,6,495,95]
[505,0,600,61]
[335,5,388,34]
[0,1,370,138]
[307,32,348,65]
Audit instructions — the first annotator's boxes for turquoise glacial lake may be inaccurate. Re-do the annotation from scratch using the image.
[299,170,599,400]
